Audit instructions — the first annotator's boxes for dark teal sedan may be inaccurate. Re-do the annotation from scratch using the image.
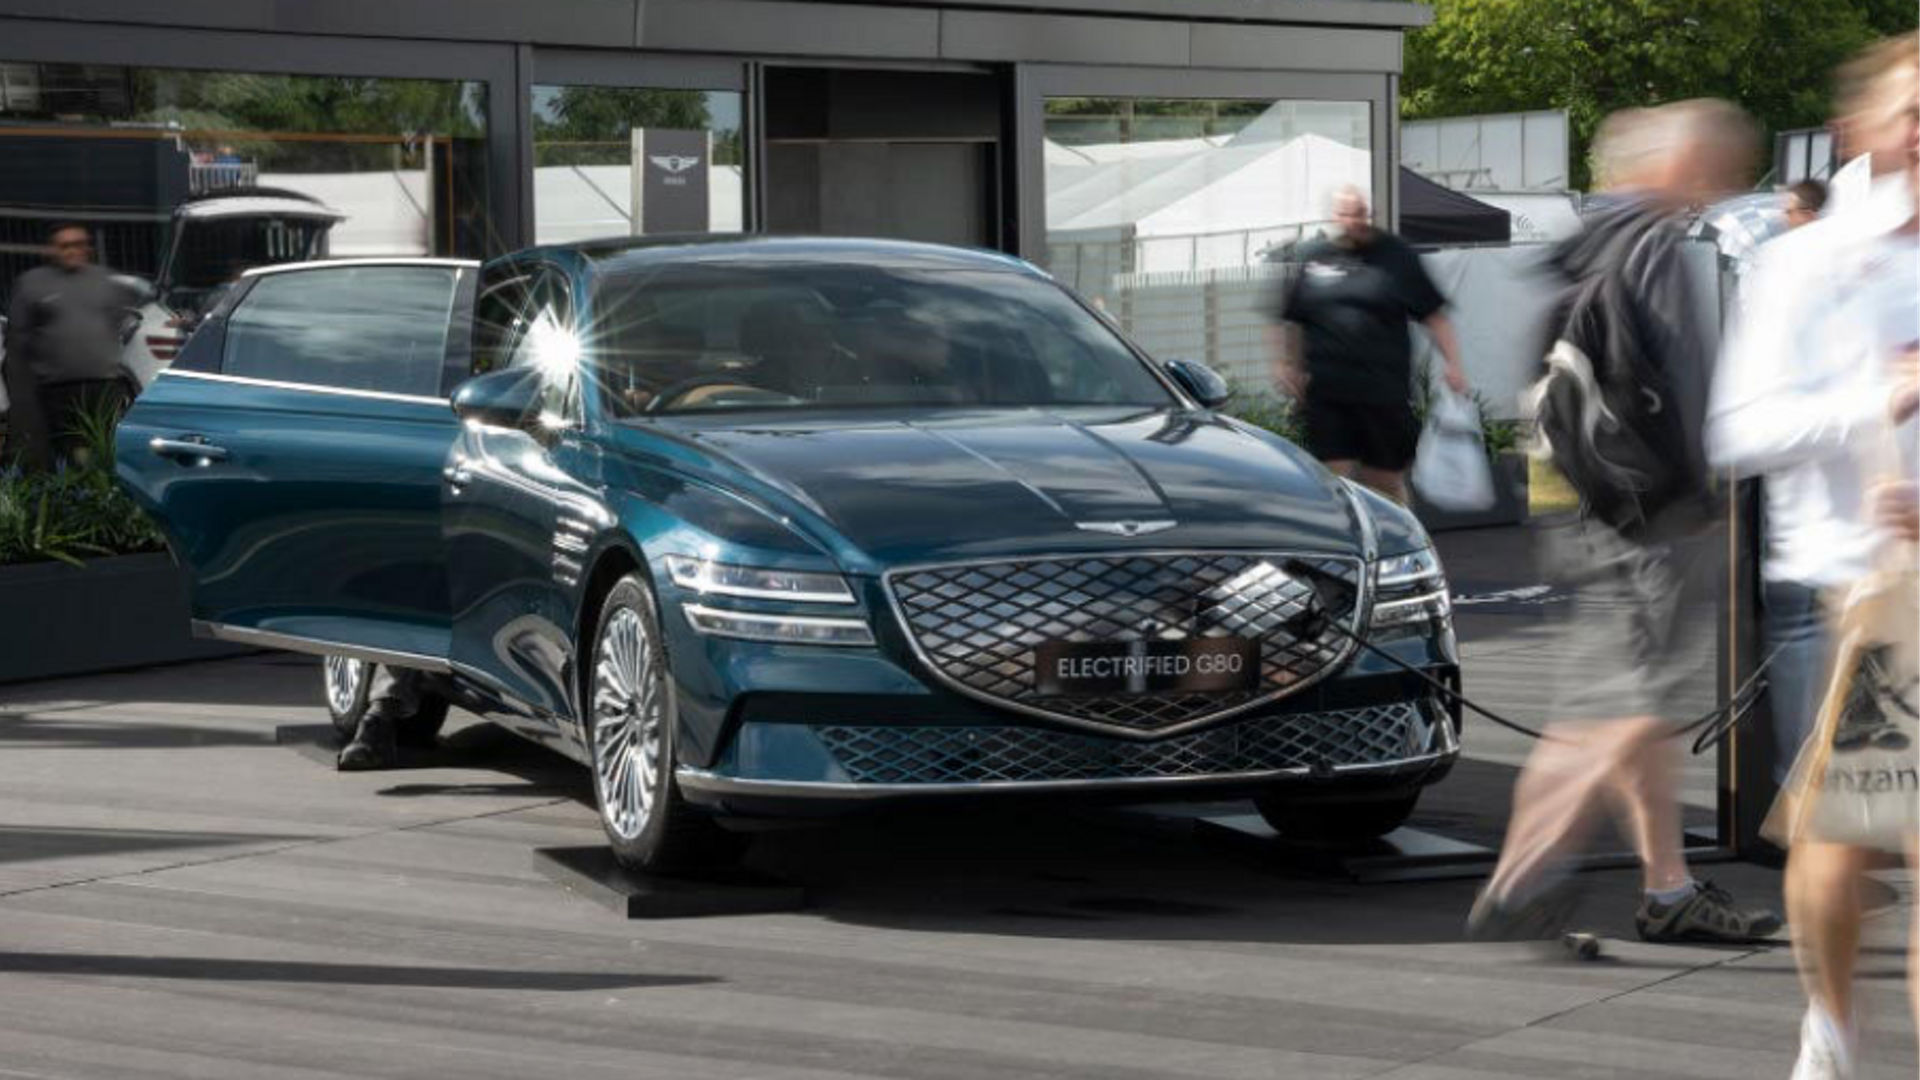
[116,237,1460,871]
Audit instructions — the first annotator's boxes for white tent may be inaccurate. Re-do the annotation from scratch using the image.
[1045,132,1371,275]
[1468,191,1583,244]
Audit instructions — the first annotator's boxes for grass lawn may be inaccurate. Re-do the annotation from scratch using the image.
[1528,455,1579,517]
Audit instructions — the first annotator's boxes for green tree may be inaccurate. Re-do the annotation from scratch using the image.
[1402,0,1907,189]
[131,72,485,171]
[532,87,732,167]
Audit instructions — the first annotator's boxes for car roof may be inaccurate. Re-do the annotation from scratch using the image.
[178,193,345,222]
[526,234,1043,277]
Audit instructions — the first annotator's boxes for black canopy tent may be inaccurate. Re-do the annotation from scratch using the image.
[1398,166,1511,246]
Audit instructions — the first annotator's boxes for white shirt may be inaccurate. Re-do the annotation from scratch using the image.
[1708,175,1920,586]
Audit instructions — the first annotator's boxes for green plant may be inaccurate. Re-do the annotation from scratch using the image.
[1221,383,1304,444]
[0,396,166,567]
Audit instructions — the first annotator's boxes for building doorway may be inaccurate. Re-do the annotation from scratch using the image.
[762,67,1003,250]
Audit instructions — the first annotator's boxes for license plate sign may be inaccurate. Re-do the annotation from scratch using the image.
[1033,637,1259,697]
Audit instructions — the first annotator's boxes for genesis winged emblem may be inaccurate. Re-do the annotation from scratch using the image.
[1074,520,1177,538]
[649,154,702,175]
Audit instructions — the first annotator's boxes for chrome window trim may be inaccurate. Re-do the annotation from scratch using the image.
[241,257,480,278]
[162,368,449,407]
[879,548,1372,742]
[191,620,451,672]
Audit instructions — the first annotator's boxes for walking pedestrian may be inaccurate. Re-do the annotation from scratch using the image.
[1467,99,1780,947]
[1708,33,1919,1079]
[1786,179,1830,230]
[1270,184,1468,503]
[1,223,136,469]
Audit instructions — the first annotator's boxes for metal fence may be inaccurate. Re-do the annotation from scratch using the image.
[1102,263,1287,390]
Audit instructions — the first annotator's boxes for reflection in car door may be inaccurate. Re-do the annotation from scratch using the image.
[444,261,608,743]
[116,261,475,665]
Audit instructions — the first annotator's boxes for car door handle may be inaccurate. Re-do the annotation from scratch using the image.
[149,436,229,463]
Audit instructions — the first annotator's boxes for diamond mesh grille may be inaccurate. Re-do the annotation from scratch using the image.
[817,701,1438,785]
[887,553,1363,734]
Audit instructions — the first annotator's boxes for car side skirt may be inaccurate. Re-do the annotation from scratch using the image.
[192,620,451,672]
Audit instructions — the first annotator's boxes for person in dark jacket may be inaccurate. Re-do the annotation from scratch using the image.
[2,223,136,469]
[1270,185,1468,504]
[1468,100,1781,947]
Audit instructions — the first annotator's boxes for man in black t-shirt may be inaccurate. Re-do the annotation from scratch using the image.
[1271,185,1467,502]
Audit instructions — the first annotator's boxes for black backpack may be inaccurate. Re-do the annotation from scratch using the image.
[1528,218,1710,536]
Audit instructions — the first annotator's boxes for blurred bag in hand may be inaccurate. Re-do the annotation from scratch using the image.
[1412,390,1495,511]
[1767,554,1920,851]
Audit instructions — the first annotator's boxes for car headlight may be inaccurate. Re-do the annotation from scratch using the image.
[665,555,855,604]
[682,604,875,646]
[666,555,873,645]
[1370,547,1451,632]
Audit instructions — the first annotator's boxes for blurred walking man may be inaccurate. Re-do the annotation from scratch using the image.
[1709,34,1919,1079]
[2,223,135,468]
[1271,185,1468,503]
[1786,179,1830,229]
[1467,100,1780,947]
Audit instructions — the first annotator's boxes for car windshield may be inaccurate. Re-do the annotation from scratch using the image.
[586,263,1172,417]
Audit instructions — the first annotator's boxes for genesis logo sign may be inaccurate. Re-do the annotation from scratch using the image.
[1074,519,1176,538]
[649,154,702,175]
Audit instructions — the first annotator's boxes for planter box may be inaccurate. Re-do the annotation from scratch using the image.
[0,552,248,684]
[1411,451,1530,533]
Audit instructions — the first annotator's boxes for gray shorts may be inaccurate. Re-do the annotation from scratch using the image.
[1543,517,1725,727]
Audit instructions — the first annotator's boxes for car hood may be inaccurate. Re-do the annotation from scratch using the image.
[643,408,1366,567]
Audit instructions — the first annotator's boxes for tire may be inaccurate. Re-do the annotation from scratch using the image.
[322,657,450,748]
[586,574,743,873]
[1252,791,1420,846]
[324,656,374,739]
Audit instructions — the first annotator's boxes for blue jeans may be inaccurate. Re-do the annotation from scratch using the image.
[1762,579,1829,784]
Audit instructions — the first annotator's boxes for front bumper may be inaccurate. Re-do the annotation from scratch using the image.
[676,692,1459,814]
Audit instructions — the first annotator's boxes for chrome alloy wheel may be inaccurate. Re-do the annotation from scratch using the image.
[592,605,665,841]
[324,656,367,716]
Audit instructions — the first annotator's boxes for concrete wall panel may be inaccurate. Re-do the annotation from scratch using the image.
[640,0,940,58]
[941,12,1187,66]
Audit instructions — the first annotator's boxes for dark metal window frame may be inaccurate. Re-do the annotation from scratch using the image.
[527,49,754,236]
[0,16,525,253]
[1015,65,1394,261]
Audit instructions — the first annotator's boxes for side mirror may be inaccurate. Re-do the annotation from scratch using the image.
[451,367,543,430]
[1165,358,1232,409]
[114,274,158,305]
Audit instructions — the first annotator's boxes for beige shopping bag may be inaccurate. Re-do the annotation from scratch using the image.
[1765,542,1920,851]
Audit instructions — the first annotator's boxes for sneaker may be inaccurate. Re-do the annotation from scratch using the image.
[1634,879,1781,944]
[1467,876,1582,942]
[1789,1005,1855,1080]
[336,713,398,771]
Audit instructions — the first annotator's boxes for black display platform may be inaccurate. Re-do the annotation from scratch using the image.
[1193,813,1498,883]
[532,846,809,919]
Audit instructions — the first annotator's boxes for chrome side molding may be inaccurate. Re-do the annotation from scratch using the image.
[190,620,451,673]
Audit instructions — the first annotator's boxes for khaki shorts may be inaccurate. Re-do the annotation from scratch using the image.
[1542,516,1725,728]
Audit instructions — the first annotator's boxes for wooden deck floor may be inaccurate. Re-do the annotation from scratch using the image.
[0,533,1912,1077]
